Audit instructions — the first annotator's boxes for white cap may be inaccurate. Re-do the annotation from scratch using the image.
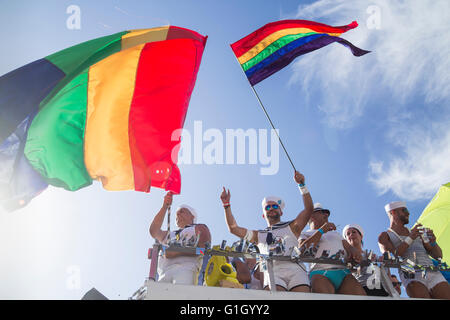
[343,224,364,240]
[313,203,330,215]
[177,204,197,223]
[384,201,406,214]
[262,196,285,211]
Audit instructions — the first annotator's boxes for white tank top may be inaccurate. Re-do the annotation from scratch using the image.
[257,220,305,269]
[158,224,203,272]
[300,229,347,271]
[386,228,432,266]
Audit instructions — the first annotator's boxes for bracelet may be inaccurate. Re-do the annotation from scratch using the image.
[318,228,325,235]
[403,236,413,246]
[298,184,309,195]
[430,242,437,247]
[223,203,230,209]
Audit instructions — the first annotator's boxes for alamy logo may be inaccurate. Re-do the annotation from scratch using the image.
[172,121,280,175]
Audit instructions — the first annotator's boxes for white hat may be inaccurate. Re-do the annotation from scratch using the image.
[177,204,197,223]
[384,201,406,214]
[262,196,285,212]
[343,224,364,240]
[313,203,330,215]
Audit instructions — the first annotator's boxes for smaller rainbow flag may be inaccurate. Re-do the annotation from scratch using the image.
[231,20,370,85]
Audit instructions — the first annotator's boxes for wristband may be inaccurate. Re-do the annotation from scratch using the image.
[430,242,437,247]
[403,236,413,246]
[298,184,309,195]
[318,228,325,235]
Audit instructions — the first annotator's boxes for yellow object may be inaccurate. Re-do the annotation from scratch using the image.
[204,246,243,288]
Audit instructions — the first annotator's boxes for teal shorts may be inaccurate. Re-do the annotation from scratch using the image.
[309,269,351,290]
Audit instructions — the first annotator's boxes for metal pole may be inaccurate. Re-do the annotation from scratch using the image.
[167,205,171,235]
[249,85,297,172]
[266,258,277,292]
[232,54,297,172]
[148,241,161,281]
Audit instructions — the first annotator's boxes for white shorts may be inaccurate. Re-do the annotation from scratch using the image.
[158,264,199,285]
[400,270,447,291]
[264,262,309,291]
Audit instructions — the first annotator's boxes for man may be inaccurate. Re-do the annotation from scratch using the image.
[299,204,366,295]
[220,171,313,292]
[149,192,211,285]
[378,201,450,299]
[231,257,263,290]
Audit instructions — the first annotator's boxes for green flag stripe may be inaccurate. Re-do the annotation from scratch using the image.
[45,31,128,75]
[24,71,92,191]
[41,32,127,111]
[241,32,317,72]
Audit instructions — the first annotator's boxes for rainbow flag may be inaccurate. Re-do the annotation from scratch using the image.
[231,20,370,85]
[0,26,207,211]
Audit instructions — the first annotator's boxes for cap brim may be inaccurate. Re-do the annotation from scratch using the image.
[314,208,330,215]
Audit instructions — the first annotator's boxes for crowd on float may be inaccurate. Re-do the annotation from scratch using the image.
[149,171,450,299]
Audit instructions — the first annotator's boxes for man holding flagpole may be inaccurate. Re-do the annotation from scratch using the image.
[220,171,313,292]
[150,192,211,285]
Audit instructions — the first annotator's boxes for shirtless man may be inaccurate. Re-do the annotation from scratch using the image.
[378,201,450,299]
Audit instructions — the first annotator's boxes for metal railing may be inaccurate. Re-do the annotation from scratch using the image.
[138,239,449,299]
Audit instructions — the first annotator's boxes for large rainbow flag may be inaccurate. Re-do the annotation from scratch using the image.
[0,26,207,212]
[231,20,370,85]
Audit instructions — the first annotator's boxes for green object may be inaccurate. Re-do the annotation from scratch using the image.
[24,72,91,191]
[417,183,450,264]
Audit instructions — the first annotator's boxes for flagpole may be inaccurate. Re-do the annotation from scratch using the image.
[249,85,297,172]
[232,55,297,172]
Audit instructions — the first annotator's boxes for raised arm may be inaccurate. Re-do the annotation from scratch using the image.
[149,192,172,242]
[290,171,314,238]
[221,187,258,243]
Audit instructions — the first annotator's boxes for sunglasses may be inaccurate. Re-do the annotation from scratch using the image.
[265,204,280,211]
[401,208,409,214]
[392,282,402,287]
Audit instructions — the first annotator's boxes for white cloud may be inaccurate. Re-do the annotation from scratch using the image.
[369,124,450,201]
[290,0,450,128]
[290,0,450,200]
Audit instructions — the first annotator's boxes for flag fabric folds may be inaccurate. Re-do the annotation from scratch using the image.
[231,20,370,85]
[0,26,207,211]
[417,183,450,264]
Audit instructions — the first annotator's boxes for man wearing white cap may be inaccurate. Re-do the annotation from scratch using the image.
[220,171,314,292]
[299,205,366,295]
[378,201,450,299]
[150,192,211,285]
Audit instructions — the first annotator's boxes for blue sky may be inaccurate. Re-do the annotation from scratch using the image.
[0,0,449,299]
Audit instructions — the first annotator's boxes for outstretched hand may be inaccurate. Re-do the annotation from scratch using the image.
[221,187,231,204]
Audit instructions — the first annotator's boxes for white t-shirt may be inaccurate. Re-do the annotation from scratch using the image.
[300,229,346,271]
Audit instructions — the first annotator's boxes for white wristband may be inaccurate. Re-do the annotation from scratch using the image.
[298,185,309,195]
[404,236,413,246]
